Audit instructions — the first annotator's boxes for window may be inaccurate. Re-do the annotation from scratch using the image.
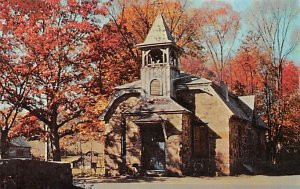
[193,126,208,158]
[150,79,161,96]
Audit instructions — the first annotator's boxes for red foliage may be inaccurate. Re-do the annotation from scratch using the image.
[85,22,140,95]
[225,47,264,95]
[0,0,126,161]
[9,114,45,140]
[282,61,299,95]
[180,56,214,79]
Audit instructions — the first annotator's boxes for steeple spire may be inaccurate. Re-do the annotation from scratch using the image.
[136,14,176,48]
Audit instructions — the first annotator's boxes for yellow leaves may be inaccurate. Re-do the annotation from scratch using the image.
[94,96,109,112]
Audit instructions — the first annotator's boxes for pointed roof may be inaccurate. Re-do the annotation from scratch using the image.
[136,14,177,48]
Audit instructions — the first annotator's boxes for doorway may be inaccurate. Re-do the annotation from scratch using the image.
[141,125,166,170]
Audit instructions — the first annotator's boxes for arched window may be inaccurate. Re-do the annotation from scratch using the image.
[149,49,163,64]
[150,79,161,96]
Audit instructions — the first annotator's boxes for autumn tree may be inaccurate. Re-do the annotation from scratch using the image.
[0,82,42,158]
[59,21,141,153]
[0,4,24,158]
[279,61,299,145]
[0,0,110,161]
[108,0,205,57]
[225,32,264,95]
[180,56,215,79]
[201,1,240,81]
[281,93,300,146]
[0,105,22,158]
[85,22,140,96]
[248,0,300,162]
[249,0,299,86]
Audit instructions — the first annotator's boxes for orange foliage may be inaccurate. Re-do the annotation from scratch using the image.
[281,61,299,142]
[282,61,299,95]
[9,114,45,140]
[201,1,240,81]
[0,0,119,161]
[85,22,140,95]
[180,56,214,79]
[225,47,264,95]
[115,0,204,56]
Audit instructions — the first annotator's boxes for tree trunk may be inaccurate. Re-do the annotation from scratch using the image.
[271,141,277,164]
[51,129,61,161]
[0,131,9,159]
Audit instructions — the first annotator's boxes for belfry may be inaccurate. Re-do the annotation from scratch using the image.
[136,14,182,98]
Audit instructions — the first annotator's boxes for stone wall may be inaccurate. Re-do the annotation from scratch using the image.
[105,96,140,176]
[229,116,266,175]
[0,159,72,188]
[179,88,232,175]
[194,89,232,175]
[165,134,182,176]
[125,117,142,172]
[181,112,191,175]
[181,113,217,176]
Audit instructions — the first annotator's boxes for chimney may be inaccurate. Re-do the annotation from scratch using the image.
[220,81,229,101]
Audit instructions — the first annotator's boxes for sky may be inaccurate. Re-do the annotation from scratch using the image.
[192,0,300,65]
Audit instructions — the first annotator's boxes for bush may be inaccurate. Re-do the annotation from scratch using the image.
[262,157,300,175]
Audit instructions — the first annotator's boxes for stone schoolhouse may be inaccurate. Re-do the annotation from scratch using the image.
[101,14,267,176]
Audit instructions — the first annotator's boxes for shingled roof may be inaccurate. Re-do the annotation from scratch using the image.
[125,96,188,114]
[212,84,268,129]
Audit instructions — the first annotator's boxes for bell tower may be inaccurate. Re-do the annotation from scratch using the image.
[136,14,182,98]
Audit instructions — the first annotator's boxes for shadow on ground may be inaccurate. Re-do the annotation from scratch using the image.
[74,176,168,184]
[73,176,169,189]
[73,175,300,189]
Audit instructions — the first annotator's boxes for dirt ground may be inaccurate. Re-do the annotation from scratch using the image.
[74,175,300,189]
